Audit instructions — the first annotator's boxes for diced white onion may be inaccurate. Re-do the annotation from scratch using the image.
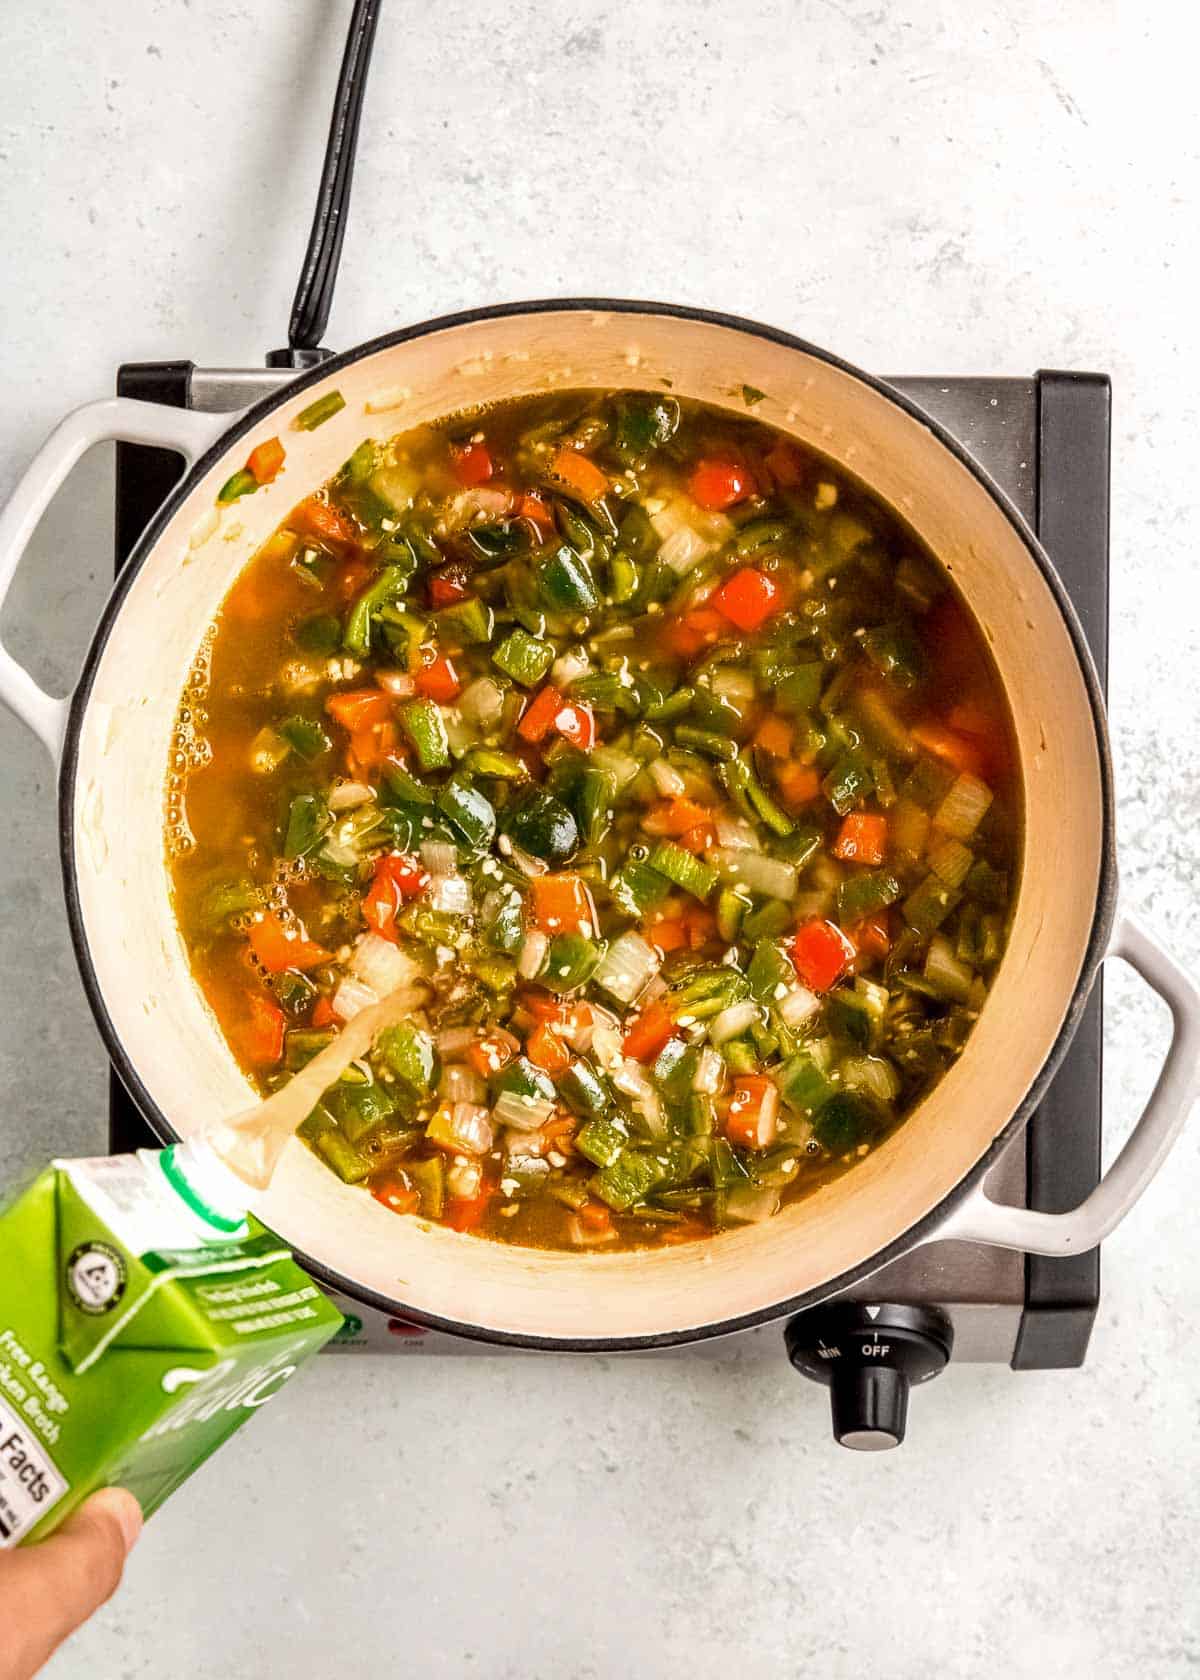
[567,1214,619,1246]
[648,757,687,799]
[724,1184,782,1224]
[928,836,973,888]
[507,842,549,878]
[710,847,798,901]
[891,799,931,858]
[711,667,756,707]
[441,486,512,531]
[376,669,416,698]
[590,1021,625,1076]
[420,840,458,876]
[442,711,473,755]
[809,854,843,892]
[327,780,374,812]
[446,1160,483,1199]
[429,874,472,915]
[612,1060,666,1139]
[592,932,660,1005]
[331,975,378,1022]
[924,933,974,1002]
[693,508,735,545]
[650,498,692,541]
[934,773,993,841]
[517,930,549,980]
[777,984,820,1029]
[692,1046,726,1095]
[459,676,506,729]
[350,932,418,995]
[447,1103,494,1155]
[436,1025,477,1060]
[841,1055,901,1103]
[439,1064,487,1106]
[658,525,711,576]
[551,648,592,686]
[714,813,758,851]
[493,1089,556,1132]
[321,837,362,870]
[709,999,762,1045]
[591,746,640,790]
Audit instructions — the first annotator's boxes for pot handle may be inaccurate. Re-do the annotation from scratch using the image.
[935,909,1200,1256]
[0,397,230,759]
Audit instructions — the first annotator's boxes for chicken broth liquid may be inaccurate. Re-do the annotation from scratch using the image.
[170,388,1018,1251]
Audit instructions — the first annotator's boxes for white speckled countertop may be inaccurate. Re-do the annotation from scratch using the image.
[2,3,1198,1675]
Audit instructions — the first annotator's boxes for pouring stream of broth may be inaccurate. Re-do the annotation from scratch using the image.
[202,976,429,1191]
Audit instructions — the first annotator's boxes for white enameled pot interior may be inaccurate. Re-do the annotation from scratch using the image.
[69,309,1105,1340]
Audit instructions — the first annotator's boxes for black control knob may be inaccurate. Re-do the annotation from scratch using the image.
[784,1303,953,1451]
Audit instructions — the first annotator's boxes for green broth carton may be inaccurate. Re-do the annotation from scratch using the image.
[0,1143,341,1548]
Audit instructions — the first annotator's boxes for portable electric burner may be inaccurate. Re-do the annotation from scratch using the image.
[106,361,1110,1444]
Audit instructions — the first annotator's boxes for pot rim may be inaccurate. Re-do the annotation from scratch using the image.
[57,296,1118,1350]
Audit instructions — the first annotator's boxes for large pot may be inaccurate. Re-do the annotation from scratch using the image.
[1,300,1197,1349]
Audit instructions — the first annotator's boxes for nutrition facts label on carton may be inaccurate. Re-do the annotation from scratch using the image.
[0,1399,68,1547]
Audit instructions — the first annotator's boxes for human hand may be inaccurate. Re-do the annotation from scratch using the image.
[0,1489,142,1680]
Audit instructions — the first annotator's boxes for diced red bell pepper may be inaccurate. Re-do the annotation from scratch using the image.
[467,1028,521,1078]
[427,564,471,608]
[847,912,891,965]
[293,496,358,547]
[248,914,328,975]
[789,918,856,993]
[688,458,756,511]
[362,852,430,942]
[725,1076,779,1150]
[326,689,394,734]
[414,651,462,704]
[526,1022,571,1076]
[552,447,609,502]
[450,440,493,487]
[519,492,554,531]
[519,995,594,1038]
[912,721,987,779]
[682,903,717,948]
[833,812,888,866]
[647,914,688,955]
[641,796,714,838]
[578,1201,613,1233]
[246,436,285,486]
[753,714,793,758]
[552,701,596,751]
[244,991,286,1065]
[774,763,821,811]
[661,607,726,660]
[518,685,565,744]
[713,567,782,633]
[678,820,717,855]
[528,873,596,936]
[348,719,398,774]
[334,558,373,604]
[444,1187,494,1233]
[372,1176,420,1216]
[311,995,336,1028]
[764,438,806,490]
[622,999,677,1063]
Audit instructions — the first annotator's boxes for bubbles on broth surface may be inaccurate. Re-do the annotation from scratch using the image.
[165,631,216,859]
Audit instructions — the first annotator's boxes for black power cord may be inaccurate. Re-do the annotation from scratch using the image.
[267,0,382,369]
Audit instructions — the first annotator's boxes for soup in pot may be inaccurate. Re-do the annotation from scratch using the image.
[168,387,1018,1250]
